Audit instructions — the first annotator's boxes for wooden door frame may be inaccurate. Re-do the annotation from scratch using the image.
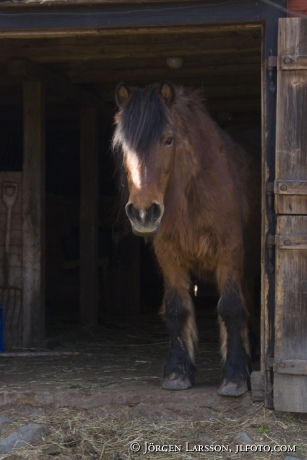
[0,1,285,386]
[0,1,286,32]
[261,3,286,409]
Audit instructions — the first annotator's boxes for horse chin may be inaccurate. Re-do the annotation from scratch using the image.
[131,225,160,237]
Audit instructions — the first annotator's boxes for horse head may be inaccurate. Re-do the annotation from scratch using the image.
[113,81,176,236]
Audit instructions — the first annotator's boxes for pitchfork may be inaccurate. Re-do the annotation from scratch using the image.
[0,182,22,349]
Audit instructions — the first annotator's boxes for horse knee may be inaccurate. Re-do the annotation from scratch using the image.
[217,282,246,323]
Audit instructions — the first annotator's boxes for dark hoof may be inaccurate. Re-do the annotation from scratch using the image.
[217,379,248,397]
[162,372,192,390]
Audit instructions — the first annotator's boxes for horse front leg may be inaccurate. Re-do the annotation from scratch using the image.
[217,279,251,397]
[161,282,197,390]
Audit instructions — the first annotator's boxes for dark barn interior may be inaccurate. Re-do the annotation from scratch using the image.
[0,23,262,360]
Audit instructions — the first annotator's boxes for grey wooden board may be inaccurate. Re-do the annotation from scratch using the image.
[275,18,307,215]
[274,215,307,412]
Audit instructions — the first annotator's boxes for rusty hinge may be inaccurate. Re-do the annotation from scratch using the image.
[267,234,275,273]
[267,235,276,247]
[268,56,277,69]
[267,56,277,94]
[266,182,274,193]
[266,182,275,222]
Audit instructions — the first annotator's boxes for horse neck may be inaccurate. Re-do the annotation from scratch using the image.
[163,112,232,242]
[170,109,220,202]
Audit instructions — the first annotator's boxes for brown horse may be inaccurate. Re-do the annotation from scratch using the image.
[113,82,260,396]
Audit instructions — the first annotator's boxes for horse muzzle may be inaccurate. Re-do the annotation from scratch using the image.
[131,225,160,237]
[125,202,163,237]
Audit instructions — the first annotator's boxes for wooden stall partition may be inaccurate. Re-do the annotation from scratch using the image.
[0,172,23,349]
[22,81,45,348]
[273,18,307,412]
[80,107,99,325]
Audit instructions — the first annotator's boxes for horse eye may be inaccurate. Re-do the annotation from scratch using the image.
[164,137,173,146]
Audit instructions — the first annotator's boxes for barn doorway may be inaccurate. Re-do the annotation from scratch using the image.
[0,0,290,411]
[36,23,263,389]
[0,22,263,371]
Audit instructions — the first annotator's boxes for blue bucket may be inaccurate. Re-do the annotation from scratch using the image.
[0,307,4,352]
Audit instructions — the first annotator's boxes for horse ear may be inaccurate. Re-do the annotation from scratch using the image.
[159,81,176,106]
[115,82,132,107]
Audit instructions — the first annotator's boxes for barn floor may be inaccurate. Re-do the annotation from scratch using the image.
[1,307,307,459]
[1,305,226,415]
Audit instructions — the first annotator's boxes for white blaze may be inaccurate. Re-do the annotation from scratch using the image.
[128,151,142,189]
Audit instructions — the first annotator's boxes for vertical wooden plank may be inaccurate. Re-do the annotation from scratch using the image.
[275,18,307,214]
[22,81,45,347]
[80,107,98,325]
[273,18,307,412]
[261,1,286,408]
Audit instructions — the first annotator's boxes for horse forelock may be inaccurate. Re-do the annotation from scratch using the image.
[113,85,169,158]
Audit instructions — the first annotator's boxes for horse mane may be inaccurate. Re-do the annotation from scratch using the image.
[113,84,170,156]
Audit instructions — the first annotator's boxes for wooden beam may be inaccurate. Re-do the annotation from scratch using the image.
[1,33,261,63]
[0,0,209,7]
[0,23,261,39]
[0,2,268,32]
[65,63,260,84]
[8,59,111,116]
[80,107,99,326]
[22,81,45,348]
[98,82,261,103]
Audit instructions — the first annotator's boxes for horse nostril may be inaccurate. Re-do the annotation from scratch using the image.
[125,202,139,221]
[147,203,162,221]
[126,202,162,226]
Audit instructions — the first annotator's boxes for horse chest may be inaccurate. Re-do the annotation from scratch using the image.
[157,226,217,271]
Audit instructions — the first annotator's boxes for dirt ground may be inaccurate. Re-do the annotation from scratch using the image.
[0,308,307,460]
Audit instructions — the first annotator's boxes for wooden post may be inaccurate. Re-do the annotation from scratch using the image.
[261,3,286,409]
[22,81,45,347]
[80,107,99,325]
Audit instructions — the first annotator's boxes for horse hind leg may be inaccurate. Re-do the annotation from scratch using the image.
[161,284,197,390]
[217,279,250,397]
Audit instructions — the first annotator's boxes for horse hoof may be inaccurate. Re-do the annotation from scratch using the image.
[217,379,248,397]
[162,373,192,390]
